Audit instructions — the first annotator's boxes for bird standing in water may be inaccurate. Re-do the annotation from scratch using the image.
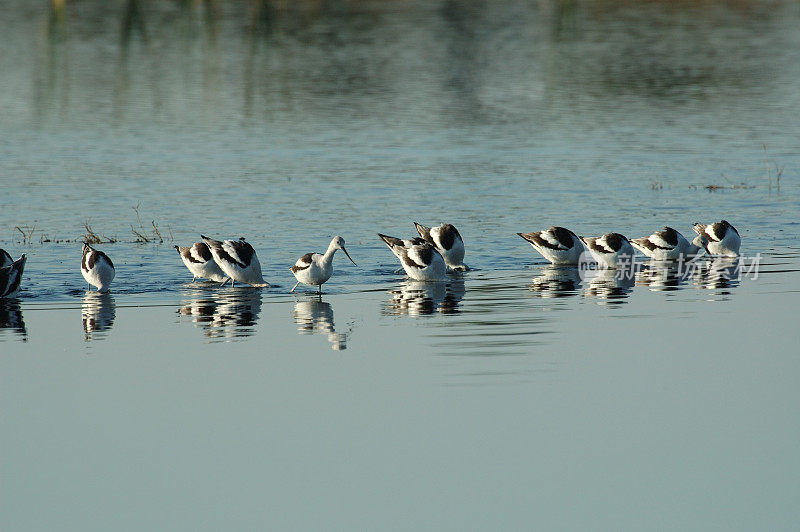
[81,244,115,292]
[290,236,357,294]
[201,235,269,287]
[413,222,467,271]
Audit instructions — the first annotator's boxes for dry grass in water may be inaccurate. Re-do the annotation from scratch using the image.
[84,221,116,244]
[14,225,35,245]
[131,203,172,243]
[690,143,786,192]
[763,143,784,192]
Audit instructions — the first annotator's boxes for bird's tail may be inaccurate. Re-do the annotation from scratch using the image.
[413,222,431,242]
[378,233,403,248]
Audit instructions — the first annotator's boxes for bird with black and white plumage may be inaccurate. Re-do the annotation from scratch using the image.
[201,235,269,287]
[0,248,13,270]
[580,232,635,269]
[81,243,115,293]
[0,254,26,298]
[290,236,357,293]
[631,226,706,261]
[413,222,467,271]
[378,233,446,281]
[175,242,229,283]
[692,220,741,257]
[517,226,585,265]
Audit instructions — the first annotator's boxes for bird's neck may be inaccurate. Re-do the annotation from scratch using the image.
[322,244,338,264]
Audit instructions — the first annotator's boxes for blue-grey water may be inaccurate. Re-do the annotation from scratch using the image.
[2,1,800,529]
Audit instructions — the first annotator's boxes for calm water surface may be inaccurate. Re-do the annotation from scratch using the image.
[2,0,800,529]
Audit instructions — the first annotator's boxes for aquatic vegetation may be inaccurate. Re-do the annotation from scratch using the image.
[13,225,35,246]
[763,143,784,192]
[83,221,116,244]
[131,203,171,243]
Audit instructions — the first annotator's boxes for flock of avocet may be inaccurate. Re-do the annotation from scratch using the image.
[0,220,741,298]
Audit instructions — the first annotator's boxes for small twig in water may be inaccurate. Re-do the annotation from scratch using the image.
[84,221,116,243]
[151,220,163,243]
[14,225,35,245]
[84,222,102,244]
[131,225,151,243]
[130,203,168,243]
[132,202,146,230]
[763,143,772,191]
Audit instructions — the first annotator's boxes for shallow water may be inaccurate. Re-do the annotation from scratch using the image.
[2,0,800,529]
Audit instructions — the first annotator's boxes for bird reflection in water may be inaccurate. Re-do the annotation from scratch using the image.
[82,292,116,341]
[0,299,27,341]
[693,257,742,291]
[292,297,350,351]
[178,287,262,342]
[384,279,466,317]
[636,262,691,292]
[583,268,635,306]
[528,266,582,298]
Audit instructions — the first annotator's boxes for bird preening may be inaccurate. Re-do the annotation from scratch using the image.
[201,235,269,288]
[81,243,115,293]
[518,221,739,266]
[0,251,26,299]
